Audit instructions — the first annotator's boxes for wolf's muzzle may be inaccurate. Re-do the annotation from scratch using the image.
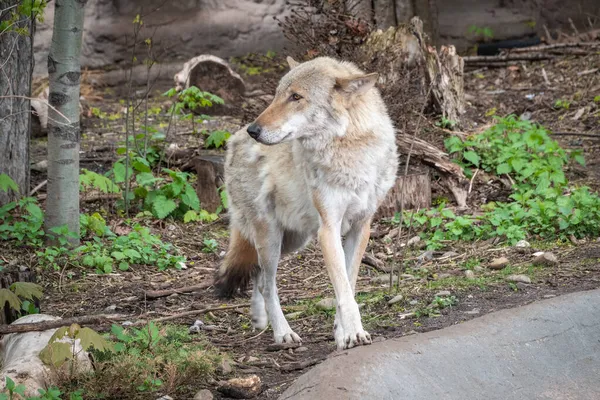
[247,123,262,140]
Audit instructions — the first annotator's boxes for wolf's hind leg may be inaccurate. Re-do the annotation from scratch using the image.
[255,223,302,344]
[250,274,267,330]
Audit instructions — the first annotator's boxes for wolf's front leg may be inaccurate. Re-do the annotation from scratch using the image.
[334,217,372,345]
[254,224,302,344]
[319,223,371,350]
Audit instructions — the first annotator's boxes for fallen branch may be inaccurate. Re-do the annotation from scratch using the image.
[0,314,130,335]
[464,53,555,64]
[508,42,600,53]
[144,281,214,299]
[265,342,301,352]
[280,357,326,372]
[362,254,389,273]
[134,303,250,326]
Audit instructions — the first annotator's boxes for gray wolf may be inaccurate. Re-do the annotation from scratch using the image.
[215,56,398,350]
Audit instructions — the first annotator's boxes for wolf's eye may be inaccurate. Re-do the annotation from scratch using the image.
[290,93,302,101]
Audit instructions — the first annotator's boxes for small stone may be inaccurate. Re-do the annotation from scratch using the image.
[417,250,434,262]
[463,308,480,315]
[514,240,531,253]
[543,294,556,298]
[104,304,117,312]
[474,266,485,272]
[401,273,416,280]
[409,300,418,306]
[218,375,262,399]
[436,273,451,280]
[387,294,404,305]
[434,291,451,297]
[193,389,214,400]
[406,236,421,247]
[246,356,259,363]
[315,297,336,311]
[371,274,391,284]
[189,320,204,334]
[219,358,233,375]
[489,257,510,270]
[295,346,309,353]
[532,251,545,257]
[156,396,173,400]
[506,274,531,284]
[123,296,138,302]
[285,311,302,320]
[532,252,558,267]
[464,270,476,280]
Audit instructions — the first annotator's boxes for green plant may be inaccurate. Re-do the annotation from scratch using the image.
[0,0,47,36]
[0,376,26,400]
[553,99,571,110]
[0,282,43,317]
[396,115,600,249]
[202,238,218,253]
[436,117,457,130]
[164,86,224,115]
[467,25,494,41]
[204,130,231,149]
[593,95,600,103]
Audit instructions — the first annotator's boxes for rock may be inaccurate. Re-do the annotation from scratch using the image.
[489,257,510,270]
[295,346,309,353]
[506,274,531,284]
[417,250,434,263]
[219,358,233,375]
[371,274,391,284]
[285,311,302,320]
[532,252,558,267]
[474,266,485,272]
[401,274,416,280]
[514,240,531,253]
[104,304,117,312]
[436,273,451,280]
[193,389,214,400]
[189,320,204,334]
[464,270,476,280]
[434,291,451,297]
[156,396,173,400]
[406,236,421,247]
[246,356,259,363]
[316,298,336,311]
[387,294,404,305]
[0,314,92,397]
[409,300,418,306]
[218,375,262,399]
[31,160,48,173]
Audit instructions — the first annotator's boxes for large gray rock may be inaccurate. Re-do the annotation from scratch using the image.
[33,0,290,76]
[280,289,600,400]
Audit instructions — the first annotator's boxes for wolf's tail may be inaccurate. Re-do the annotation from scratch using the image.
[214,228,259,298]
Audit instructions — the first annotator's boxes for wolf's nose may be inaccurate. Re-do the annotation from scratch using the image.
[247,123,262,140]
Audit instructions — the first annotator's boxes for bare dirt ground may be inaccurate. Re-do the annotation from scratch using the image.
[3,50,600,399]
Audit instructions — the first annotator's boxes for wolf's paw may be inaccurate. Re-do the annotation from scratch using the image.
[251,314,268,330]
[274,329,302,344]
[336,327,371,350]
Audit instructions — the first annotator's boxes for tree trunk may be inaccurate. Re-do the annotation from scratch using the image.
[376,172,431,219]
[45,0,86,243]
[374,0,397,29]
[0,0,33,205]
[345,0,372,22]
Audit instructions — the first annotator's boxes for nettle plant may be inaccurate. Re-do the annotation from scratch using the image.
[163,86,231,149]
[396,116,600,249]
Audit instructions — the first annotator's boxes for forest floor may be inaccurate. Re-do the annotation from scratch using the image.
[2,50,600,399]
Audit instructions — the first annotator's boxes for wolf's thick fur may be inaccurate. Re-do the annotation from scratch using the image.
[215,56,398,349]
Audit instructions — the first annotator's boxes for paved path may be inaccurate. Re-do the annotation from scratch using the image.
[280,289,600,400]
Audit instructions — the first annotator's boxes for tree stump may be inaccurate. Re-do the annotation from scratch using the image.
[376,172,431,219]
[174,55,246,116]
[193,152,225,213]
[0,266,39,325]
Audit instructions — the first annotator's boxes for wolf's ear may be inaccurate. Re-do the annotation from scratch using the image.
[335,73,379,96]
[286,56,300,69]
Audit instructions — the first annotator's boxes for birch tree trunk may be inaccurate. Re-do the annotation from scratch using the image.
[44,0,86,243]
[0,0,33,205]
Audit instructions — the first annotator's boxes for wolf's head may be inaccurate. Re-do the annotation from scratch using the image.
[247,56,379,145]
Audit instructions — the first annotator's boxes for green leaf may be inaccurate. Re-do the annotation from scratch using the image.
[39,342,73,367]
[496,163,511,175]
[132,159,151,173]
[183,210,197,223]
[462,151,480,167]
[77,327,114,352]
[124,249,141,259]
[152,195,177,219]
[119,261,130,271]
[204,130,231,149]
[113,162,127,183]
[181,184,200,211]
[111,251,126,260]
[10,282,43,301]
[0,288,21,311]
[0,173,19,194]
[136,172,160,187]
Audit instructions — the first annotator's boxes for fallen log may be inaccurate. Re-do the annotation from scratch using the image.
[0,313,129,335]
